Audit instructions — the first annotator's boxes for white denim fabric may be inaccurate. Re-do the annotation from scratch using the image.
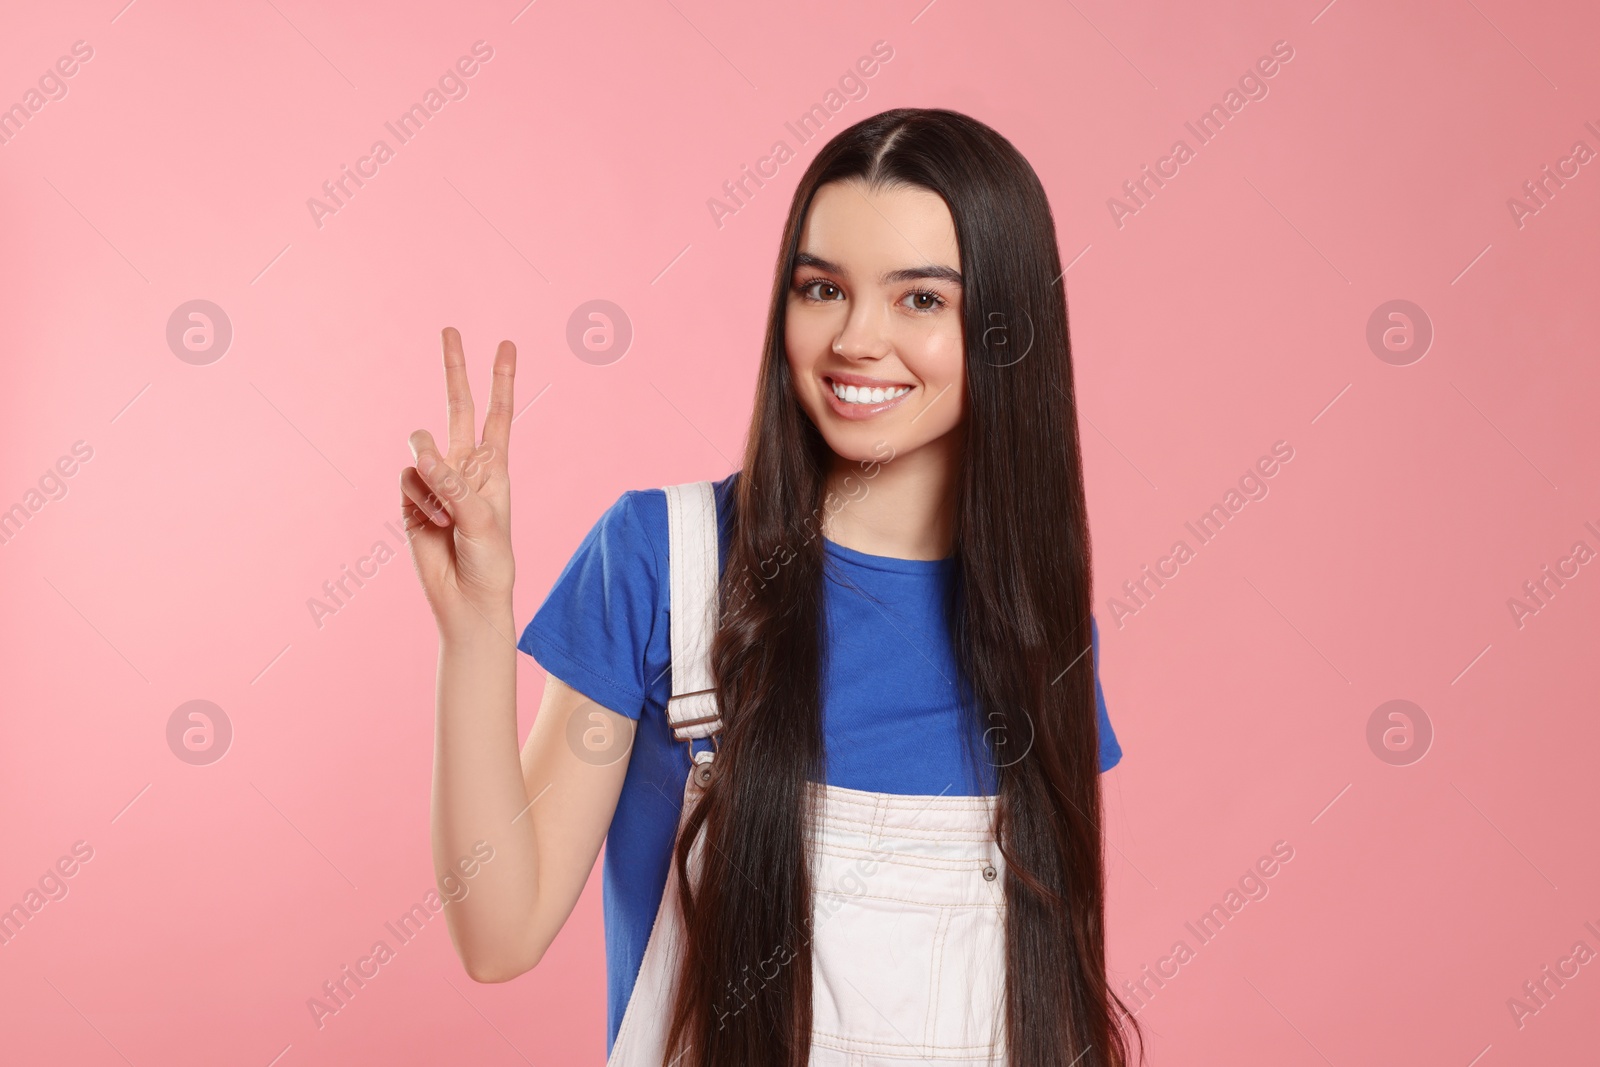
[606,481,1007,1066]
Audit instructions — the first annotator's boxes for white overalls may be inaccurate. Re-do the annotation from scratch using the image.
[606,480,1009,1066]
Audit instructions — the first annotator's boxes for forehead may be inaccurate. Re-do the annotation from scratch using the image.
[795,179,960,276]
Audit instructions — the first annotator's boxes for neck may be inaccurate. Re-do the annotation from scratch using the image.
[819,432,960,561]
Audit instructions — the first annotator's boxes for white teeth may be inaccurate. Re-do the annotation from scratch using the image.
[832,381,910,404]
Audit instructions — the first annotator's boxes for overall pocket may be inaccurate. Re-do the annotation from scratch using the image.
[808,844,1007,1063]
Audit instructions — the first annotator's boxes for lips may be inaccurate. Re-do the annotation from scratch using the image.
[820,373,915,421]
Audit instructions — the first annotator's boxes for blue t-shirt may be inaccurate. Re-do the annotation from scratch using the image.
[516,470,1122,1056]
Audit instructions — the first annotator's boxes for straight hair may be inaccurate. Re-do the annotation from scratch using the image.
[663,106,1144,1067]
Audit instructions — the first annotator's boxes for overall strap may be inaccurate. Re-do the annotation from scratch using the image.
[662,480,723,745]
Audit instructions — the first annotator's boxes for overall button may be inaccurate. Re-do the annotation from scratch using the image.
[981,864,997,881]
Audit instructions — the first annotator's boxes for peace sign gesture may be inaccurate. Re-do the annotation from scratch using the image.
[400,327,518,639]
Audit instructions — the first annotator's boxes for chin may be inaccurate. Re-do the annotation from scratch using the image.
[812,423,902,466]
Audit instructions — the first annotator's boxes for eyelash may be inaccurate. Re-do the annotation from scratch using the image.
[792,276,948,313]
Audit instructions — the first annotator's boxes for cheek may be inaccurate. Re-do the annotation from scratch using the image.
[785,316,819,373]
[786,309,831,354]
[918,332,966,430]
[785,346,816,399]
[908,325,965,390]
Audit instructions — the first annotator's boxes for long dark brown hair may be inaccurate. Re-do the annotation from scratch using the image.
[663,107,1143,1067]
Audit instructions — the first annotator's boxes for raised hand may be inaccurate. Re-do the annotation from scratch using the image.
[400,327,518,639]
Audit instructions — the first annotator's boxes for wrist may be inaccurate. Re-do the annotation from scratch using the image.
[438,603,518,651]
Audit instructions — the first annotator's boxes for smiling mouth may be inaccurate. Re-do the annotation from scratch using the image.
[825,377,913,405]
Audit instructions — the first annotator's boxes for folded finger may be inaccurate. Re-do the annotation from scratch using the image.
[411,447,494,532]
[401,466,451,526]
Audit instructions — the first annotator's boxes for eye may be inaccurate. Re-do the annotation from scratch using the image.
[794,277,842,302]
[793,277,949,313]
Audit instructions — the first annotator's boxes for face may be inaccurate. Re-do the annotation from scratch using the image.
[785,179,966,466]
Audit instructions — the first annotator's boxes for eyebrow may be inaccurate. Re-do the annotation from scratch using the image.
[793,251,964,288]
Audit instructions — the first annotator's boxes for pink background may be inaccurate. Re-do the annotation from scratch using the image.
[2,1,1597,1064]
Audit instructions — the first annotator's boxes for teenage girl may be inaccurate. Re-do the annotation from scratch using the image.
[402,108,1142,1067]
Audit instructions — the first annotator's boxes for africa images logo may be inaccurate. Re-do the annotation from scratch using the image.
[305,41,495,229]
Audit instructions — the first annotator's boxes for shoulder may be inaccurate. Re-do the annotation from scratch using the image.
[621,470,740,558]
[518,473,740,719]
[547,487,664,590]
[606,488,664,558]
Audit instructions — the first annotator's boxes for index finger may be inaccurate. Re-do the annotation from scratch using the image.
[480,339,518,456]
[441,326,476,457]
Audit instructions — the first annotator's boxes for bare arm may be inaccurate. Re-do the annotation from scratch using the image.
[432,624,632,981]
[402,327,635,982]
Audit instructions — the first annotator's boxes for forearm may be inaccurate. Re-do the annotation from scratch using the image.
[430,609,538,981]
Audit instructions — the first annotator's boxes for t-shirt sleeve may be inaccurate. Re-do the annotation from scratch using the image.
[516,490,667,720]
[1093,614,1123,772]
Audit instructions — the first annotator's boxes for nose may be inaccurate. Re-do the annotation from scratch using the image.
[831,304,891,363]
